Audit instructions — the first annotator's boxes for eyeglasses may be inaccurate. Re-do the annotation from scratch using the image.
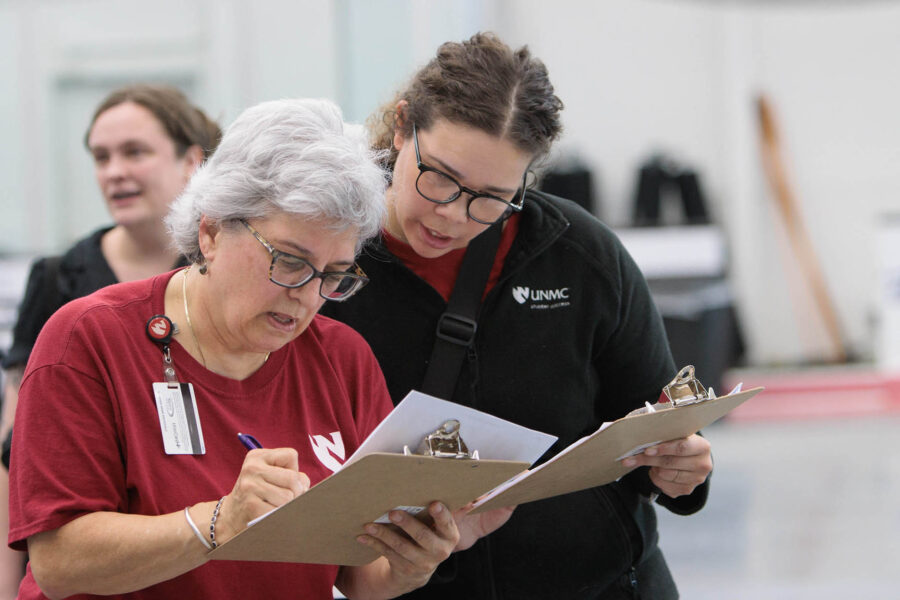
[241,220,368,302]
[412,124,530,225]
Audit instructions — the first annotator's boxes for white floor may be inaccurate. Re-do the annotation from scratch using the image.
[657,415,900,599]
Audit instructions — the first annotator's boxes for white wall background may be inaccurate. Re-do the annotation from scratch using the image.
[1,0,898,367]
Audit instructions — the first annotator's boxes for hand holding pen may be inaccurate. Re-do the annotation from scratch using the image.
[233,432,309,501]
[213,432,310,544]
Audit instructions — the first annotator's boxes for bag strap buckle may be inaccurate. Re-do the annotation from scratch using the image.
[435,312,477,346]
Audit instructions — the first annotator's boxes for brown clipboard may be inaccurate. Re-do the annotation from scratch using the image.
[208,452,528,566]
[472,386,763,514]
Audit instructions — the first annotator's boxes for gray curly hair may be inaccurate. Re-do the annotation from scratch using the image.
[167,98,387,262]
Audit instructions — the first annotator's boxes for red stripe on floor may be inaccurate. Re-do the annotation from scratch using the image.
[722,369,900,421]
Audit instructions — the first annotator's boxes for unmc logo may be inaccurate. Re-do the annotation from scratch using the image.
[512,286,530,304]
[512,286,570,304]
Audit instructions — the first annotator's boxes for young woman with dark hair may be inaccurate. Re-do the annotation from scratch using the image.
[323,32,713,599]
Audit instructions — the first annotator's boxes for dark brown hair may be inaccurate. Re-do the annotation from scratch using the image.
[370,32,564,171]
[84,84,222,159]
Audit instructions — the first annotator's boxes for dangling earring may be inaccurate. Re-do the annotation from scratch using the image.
[198,260,208,275]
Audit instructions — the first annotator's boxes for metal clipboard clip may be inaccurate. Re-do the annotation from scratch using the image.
[403,419,479,460]
[659,365,709,406]
[627,365,711,417]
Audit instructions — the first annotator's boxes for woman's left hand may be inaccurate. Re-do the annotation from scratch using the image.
[356,501,458,592]
[621,433,712,498]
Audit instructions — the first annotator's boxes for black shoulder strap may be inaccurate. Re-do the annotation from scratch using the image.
[421,222,503,400]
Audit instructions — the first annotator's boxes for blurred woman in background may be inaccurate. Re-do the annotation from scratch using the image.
[0,83,220,598]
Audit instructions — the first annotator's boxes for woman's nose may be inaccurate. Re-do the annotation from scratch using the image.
[100,154,127,180]
[432,194,470,224]
[287,278,325,305]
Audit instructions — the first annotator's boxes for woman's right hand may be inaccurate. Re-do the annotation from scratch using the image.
[216,448,310,544]
[27,449,310,598]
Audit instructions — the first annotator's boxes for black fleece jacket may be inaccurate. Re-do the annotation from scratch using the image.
[2,227,118,370]
[322,191,708,599]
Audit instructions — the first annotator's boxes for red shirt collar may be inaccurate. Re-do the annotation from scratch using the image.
[382,212,521,302]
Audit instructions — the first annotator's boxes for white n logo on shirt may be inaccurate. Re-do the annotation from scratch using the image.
[309,432,345,473]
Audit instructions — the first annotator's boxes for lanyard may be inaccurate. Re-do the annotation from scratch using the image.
[145,314,180,388]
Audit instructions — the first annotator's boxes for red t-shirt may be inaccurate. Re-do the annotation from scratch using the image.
[9,271,393,600]
[383,213,521,301]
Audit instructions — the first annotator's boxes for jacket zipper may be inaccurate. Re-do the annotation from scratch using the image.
[628,566,641,599]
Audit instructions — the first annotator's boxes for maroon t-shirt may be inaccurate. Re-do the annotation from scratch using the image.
[9,271,392,600]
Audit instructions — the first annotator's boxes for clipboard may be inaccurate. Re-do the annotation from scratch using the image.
[210,368,761,565]
[471,382,763,513]
[209,452,527,565]
[209,406,538,567]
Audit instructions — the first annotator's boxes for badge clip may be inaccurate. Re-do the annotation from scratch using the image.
[145,315,180,388]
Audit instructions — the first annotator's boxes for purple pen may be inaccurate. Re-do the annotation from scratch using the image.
[237,432,263,450]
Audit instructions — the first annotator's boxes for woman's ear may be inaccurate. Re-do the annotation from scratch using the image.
[392,129,406,152]
[197,215,219,261]
[182,145,205,180]
[392,100,409,151]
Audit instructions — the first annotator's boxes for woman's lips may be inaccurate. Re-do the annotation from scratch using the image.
[267,312,297,333]
[419,223,454,250]
[108,190,141,202]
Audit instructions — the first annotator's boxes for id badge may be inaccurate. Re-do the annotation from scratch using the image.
[153,382,206,455]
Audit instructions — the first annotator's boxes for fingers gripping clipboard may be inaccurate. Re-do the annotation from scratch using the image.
[471,368,762,513]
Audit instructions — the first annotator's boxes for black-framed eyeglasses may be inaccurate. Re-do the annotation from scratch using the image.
[412,124,531,225]
[241,220,368,302]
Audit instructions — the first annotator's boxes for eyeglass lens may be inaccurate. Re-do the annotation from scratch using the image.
[415,170,514,224]
[270,255,364,300]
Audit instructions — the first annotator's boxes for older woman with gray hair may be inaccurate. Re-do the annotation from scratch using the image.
[8,98,463,600]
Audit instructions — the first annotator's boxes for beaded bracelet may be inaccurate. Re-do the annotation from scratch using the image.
[184,507,212,550]
[209,496,226,549]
